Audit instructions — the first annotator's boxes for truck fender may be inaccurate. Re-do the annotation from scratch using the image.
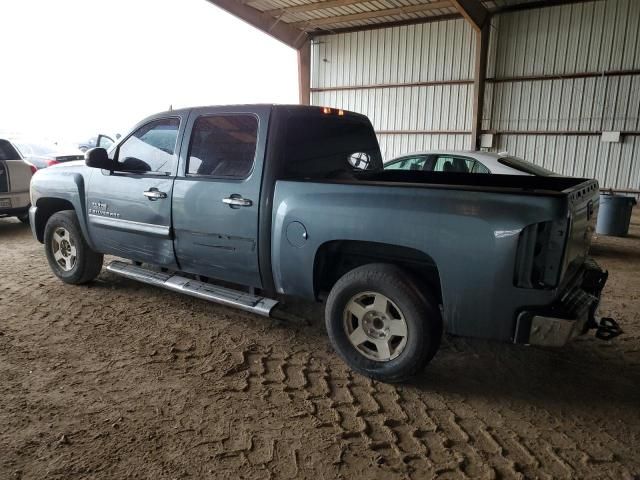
[32,173,93,249]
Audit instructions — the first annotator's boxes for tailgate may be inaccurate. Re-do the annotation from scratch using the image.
[562,179,599,279]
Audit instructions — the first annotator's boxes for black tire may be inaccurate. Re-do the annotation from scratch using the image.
[325,263,441,382]
[17,213,30,224]
[44,210,103,284]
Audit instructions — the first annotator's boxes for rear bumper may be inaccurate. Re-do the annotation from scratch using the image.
[514,258,607,347]
[0,191,30,213]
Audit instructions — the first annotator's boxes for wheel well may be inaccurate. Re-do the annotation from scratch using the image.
[313,240,443,304]
[33,198,75,243]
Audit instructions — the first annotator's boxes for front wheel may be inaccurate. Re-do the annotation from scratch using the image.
[325,263,441,382]
[44,210,103,284]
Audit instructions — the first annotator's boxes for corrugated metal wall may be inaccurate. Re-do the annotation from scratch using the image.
[310,0,640,189]
[310,18,476,160]
[485,0,640,189]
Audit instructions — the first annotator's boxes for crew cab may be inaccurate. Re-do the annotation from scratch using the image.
[1,138,33,223]
[29,105,614,382]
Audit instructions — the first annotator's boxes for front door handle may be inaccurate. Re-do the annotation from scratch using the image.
[222,195,252,207]
[143,188,167,201]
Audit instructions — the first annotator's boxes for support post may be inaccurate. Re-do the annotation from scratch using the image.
[471,23,490,150]
[298,40,311,105]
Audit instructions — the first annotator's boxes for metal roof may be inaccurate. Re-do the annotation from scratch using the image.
[205,0,601,49]
[241,0,566,34]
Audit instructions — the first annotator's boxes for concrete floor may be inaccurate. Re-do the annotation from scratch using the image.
[0,211,639,479]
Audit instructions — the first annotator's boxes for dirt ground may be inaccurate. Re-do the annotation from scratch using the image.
[1,212,639,480]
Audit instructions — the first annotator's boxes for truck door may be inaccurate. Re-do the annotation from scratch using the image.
[86,115,186,266]
[172,107,269,288]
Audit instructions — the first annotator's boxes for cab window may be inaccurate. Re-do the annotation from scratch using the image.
[0,140,21,160]
[187,114,258,179]
[116,118,180,174]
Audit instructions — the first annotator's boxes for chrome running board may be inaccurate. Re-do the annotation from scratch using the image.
[106,261,278,316]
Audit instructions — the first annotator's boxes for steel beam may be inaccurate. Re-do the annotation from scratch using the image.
[290,1,451,29]
[450,0,489,31]
[204,0,308,49]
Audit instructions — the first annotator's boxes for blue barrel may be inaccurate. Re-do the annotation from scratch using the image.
[596,194,636,236]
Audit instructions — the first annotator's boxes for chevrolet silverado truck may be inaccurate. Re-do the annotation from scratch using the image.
[29,105,617,382]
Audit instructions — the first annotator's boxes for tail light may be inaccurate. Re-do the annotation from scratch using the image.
[514,220,568,289]
[24,160,37,174]
[46,159,60,167]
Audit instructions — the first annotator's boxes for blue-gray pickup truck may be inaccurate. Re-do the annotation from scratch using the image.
[29,105,616,382]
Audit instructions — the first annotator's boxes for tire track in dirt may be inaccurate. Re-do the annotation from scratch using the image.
[1,216,640,479]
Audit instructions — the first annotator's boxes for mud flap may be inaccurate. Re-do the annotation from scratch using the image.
[595,317,623,341]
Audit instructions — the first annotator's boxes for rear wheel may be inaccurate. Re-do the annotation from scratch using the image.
[325,263,441,382]
[44,210,103,284]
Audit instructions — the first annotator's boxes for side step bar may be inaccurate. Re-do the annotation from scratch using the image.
[106,261,278,316]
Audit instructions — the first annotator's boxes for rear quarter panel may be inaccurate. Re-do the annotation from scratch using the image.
[272,180,568,342]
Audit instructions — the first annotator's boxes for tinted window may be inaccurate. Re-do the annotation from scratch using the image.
[117,118,180,173]
[385,156,427,171]
[279,109,382,179]
[0,140,21,160]
[433,156,475,173]
[498,156,554,176]
[471,161,490,174]
[187,115,258,178]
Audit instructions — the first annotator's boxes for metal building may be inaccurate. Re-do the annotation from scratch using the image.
[206,0,639,190]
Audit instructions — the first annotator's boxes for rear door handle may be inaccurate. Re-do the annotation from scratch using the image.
[143,188,167,201]
[222,195,252,207]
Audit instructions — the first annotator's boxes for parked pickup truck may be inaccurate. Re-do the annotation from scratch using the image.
[1,138,33,223]
[29,105,616,382]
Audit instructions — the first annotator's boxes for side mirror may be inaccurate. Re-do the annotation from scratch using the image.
[85,148,115,170]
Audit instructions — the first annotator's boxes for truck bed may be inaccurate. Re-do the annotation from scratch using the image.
[272,169,599,342]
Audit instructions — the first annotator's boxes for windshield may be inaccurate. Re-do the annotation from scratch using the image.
[498,156,554,176]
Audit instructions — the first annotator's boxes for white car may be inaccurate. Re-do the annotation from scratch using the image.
[0,139,34,223]
[12,139,84,170]
[384,151,555,176]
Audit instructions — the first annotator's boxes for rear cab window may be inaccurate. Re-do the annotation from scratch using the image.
[279,108,382,179]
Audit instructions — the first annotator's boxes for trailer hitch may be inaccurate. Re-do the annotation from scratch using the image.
[595,317,623,340]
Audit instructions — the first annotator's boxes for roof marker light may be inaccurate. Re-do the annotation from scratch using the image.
[322,107,332,114]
